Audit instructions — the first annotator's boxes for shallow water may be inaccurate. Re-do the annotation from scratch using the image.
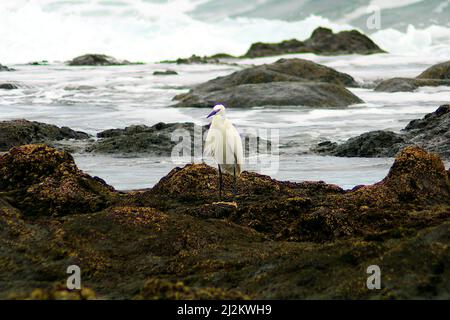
[1,54,449,190]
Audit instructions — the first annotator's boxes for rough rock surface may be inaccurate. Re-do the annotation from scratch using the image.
[0,144,117,216]
[245,27,384,58]
[0,145,449,299]
[375,61,450,92]
[0,119,90,151]
[68,54,134,66]
[172,58,362,108]
[312,104,450,159]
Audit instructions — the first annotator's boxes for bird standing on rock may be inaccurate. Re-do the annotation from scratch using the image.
[204,104,244,200]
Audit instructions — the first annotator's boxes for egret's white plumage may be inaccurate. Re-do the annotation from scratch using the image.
[204,104,243,175]
[204,104,243,198]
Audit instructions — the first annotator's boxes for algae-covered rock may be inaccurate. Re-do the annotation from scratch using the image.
[137,278,249,300]
[0,119,89,151]
[0,144,448,300]
[0,144,117,216]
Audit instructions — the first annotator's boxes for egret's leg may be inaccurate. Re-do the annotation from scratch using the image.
[218,165,222,200]
[233,165,237,201]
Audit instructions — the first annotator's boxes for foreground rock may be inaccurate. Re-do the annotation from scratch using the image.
[0,145,117,216]
[67,54,139,66]
[312,104,450,159]
[0,145,449,299]
[245,27,384,58]
[0,119,90,151]
[88,122,270,155]
[375,60,450,92]
[172,58,362,108]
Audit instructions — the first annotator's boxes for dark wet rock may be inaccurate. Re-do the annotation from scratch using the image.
[186,58,358,92]
[376,61,450,92]
[89,122,270,155]
[172,58,362,108]
[313,104,450,159]
[174,82,362,108]
[245,27,385,58]
[313,131,407,157]
[0,63,14,71]
[153,69,178,75]
[0,145,449,299]
[417,60,450,79]
[0,83,18,90]
[67,54,134,66]
[88,122,197,155]
[374,77,450,92]
[161,54,236,65]
[28,60,49,66]
[0,119,90,152]
[0,144,117,216]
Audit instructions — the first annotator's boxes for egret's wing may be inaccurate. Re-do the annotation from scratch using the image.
[225,121,244,174]
[204,121,219,157]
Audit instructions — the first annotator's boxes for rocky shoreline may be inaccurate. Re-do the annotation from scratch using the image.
[312,104,450,159]
[0,144,449,299]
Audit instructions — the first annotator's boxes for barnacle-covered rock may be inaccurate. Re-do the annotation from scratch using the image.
[0,144,117,216]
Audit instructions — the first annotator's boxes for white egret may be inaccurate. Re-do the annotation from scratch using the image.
[204,104,244,200]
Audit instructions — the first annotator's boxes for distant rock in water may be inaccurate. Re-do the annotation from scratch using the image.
[172,58,362,108]
[244,27,385,58]
[89,122,270,155]
[0,83,18,90]
[0,63,14,71]
[153,69,178,75]
[312,104,450,159]
[375,60,450,92]
[0,119,90,151]
[28,60,49,66]
[174,82,362,109]
[88,123,196,155]
[417,60,450,79]
[67,54,138,66]
[161,54,236,65]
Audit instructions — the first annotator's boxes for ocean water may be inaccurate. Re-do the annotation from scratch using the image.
[0,0,449,190]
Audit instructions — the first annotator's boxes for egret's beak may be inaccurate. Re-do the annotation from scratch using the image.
[206,110,218,118]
